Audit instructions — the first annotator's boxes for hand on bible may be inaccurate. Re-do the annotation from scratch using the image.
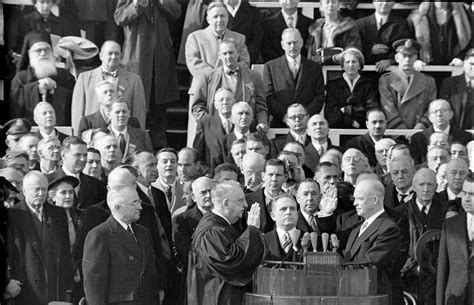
[247,203,261,229]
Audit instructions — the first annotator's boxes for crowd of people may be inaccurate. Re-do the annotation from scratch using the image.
[0,0,473,305]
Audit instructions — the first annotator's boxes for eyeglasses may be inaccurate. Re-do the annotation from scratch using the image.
[30,47,52,55]
[429,109,450,115]
[287,114,308,121]
[343,156,361,162]
[121,199,142,207]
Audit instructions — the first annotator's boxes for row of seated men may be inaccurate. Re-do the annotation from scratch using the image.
[5,1,473,150]
[1,89,473,305]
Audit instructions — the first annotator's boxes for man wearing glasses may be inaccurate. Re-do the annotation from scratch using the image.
[83,186,160,305]
[270,103,310,157]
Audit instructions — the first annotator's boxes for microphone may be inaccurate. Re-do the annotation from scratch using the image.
[301,232,310,254]
[330,234,339,252]
[291,229,301,262]
[310,232,318,252]
[321,233,329,252]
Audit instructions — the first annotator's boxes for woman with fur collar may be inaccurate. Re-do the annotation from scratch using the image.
[306,0,362,65]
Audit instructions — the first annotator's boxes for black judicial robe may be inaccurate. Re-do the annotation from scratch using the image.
[187,211,265,305]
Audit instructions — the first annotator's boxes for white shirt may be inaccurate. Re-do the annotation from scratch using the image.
[39,129,57,141]
[137,182,151,196]
[110,125,129,140]
[433,125,450,135]
[282,10,298,28]
[234,129,249,140]
[360,208,385,236]
[375,12,388,29]
[276,226,296,248]
[26,201,43,221]
[396,187,414,203]
[290,129,306,144]
[342,72,361,93]
[467,213,474,241]
[300,210,316,226]
[286,54,301,71]
[113,215,131,231]
[62,165,80,178]
[415,199,431,215]
[447,188,461,200]
[311,140,328,156]
[225,1,241,17]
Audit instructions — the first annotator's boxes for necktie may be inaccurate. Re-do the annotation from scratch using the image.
[216,34,224,40]
[469,217,474,241]
[223,120,231,134]
[147,187,155,207]
[34,208,42,223]
[290,59,298,79]
[317,146,324,156]
[420,206,427,221]
[378,18,383,30]
[308,215,318,232]
[102,70,117,78]
[359,221,369,237]
[127,225,138,243]
[118,133,126,154]
[165,185,173,204]
[283,232,292,253]
[287,16,294,28]
[399,193,408,204]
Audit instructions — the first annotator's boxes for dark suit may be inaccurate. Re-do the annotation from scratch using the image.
[193,115,228,168]
[226,2,263,64]
[264,55,325,127]
[270,132,310,158]
[263,229,302,261]
[409,125,473,164]
[344,212,401,302]
[173,205,203,267]
[296,210,337,252]
[33,128,69,143]
[109,126,153,162]
[304,140,339,174]
[262,11,312,62]
[7,201,72,304]
[384,183,415,209]
[439,73,473,129]
[356,12,411,64]
[78,110,140,137]
[345,133,383,168]
[245,187,274,233]
[437,212,473,305]
[211,131,238,171]
[83,216,159,305]
[45,168,107,210]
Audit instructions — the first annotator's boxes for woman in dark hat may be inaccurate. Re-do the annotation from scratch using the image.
[47,176,83,259]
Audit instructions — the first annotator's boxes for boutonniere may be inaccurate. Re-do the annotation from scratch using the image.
[129,143,137,154]
[245,83,255,95]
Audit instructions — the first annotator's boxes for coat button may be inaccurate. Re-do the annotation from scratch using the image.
[129,255,134,261]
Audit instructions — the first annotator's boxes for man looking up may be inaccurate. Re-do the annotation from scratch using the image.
[37,138,61,175]
[33,102,68,142]
[341,148,369,186]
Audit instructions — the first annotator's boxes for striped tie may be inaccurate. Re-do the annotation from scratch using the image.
[283,232,292,253]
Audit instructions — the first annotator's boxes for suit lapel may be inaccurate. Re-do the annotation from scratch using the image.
[117,68,130,92]
[294,58,308,97]
[350,214,386,259]
[278,56,296,91]
[106,217,143,259]
[451,214,469,261]
[268,230,285,259]
[229,4,248,29]
[402,72,427,104]
[16,202,42,250]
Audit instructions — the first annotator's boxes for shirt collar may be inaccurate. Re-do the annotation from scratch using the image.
[281,10,298,25]
[342,72,361,91]
[113,215,130,231]
[276,226,296,243]
[447,187,461,200]
[234,129,249,140]
[433,125,450,134]
[39,128,56,141]
[467,213,474,240]
[62,165,80,178]
[225,1,241,17]
[137,182,149,195]
[415,199,431,214]
[290,129,306,143]
[374,12,388,25]
[26,201,43,216]
[363,208,385,228]
[311,141,328,152]
[300,210,316,224]
[110,125,128,138]
[212,209,231,225]
[159,177,175,189]
[286,54,301,66]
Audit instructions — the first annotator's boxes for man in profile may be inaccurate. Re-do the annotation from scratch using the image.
[187,180,265,305]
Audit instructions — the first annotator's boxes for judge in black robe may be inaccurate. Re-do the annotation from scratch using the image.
[187,181,265,305]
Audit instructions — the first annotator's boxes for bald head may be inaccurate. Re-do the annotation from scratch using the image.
[353,178,385,219]
[242,152,265,190]
[100,40,121,72]
[445,158,469,194]
[375,138,396,169]
[191,177,215,211]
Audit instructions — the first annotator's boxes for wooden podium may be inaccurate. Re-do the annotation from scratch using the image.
[246,252,389,305]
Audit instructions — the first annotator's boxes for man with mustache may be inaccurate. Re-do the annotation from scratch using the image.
[345,108,388,168]
[10,30,75,126]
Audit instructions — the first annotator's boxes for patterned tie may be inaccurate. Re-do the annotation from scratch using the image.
[358,221,369,237]
[127,225,138,243]
[34,208,42,222]
[287,16,294,29]
[308,215,318,232]
[317,146,324,156]
[283,231,293,253]
[118,133,126,154]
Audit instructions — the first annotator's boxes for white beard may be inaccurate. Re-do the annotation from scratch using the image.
[30,57,57,79]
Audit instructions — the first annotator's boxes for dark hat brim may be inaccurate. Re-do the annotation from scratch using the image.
[0,176,18,193]
[48,175,80,190]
